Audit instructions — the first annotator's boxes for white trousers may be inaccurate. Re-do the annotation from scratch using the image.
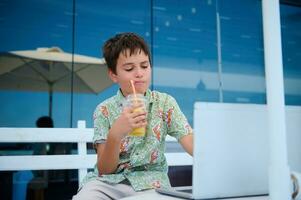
[72,180,152,200]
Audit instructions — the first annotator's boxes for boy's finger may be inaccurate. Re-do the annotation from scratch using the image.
[131,113,147,121]
[132,121,147,128]
[123,106,134,114]
[132,115,146,123]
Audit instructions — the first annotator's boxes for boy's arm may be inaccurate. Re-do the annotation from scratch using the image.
[96,106,147,174]
[96,127,123,174]
[179,134,193,156]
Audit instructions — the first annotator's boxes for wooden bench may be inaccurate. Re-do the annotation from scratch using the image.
[0,120,192,187]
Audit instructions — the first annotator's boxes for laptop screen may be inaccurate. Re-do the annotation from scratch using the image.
[192,102,269,199]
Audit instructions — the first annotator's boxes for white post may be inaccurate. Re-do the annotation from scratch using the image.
[77,120,87,186]
[262,1,291,199]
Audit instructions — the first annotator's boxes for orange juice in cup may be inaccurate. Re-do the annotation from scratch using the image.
[125,94,147,137]
[130,116,145,136]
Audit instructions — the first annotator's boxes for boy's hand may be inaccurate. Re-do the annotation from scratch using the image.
[110,104,147,140]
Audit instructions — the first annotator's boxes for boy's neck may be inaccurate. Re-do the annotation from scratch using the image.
[119,88,147,97]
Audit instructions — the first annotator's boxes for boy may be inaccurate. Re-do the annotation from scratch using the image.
[73,32,193,199]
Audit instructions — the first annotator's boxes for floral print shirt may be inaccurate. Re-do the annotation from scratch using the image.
[80,89,193,191]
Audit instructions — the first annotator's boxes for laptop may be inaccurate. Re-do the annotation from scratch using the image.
[156,102,269,199]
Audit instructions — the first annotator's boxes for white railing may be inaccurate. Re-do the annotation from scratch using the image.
[0,121,192,186]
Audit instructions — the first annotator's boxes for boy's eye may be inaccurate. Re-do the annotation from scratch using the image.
[141,65,149,69]
[125,67,133,71]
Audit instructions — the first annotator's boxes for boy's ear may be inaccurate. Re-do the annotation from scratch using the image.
[108,69,118,83]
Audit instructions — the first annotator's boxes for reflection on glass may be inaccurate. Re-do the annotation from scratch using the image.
[73,0,151,127]
[153,0,219,124]
[281,4,301,105]
[219,0,265,104]
[0,0,73,127]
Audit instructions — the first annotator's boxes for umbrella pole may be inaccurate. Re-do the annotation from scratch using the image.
[49,84,53,118]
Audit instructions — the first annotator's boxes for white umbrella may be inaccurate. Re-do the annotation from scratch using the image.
[0,47,113,117]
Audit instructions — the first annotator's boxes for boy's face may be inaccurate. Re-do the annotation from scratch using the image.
[108,49,151,97]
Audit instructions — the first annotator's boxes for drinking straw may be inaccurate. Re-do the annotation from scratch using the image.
[130,80,138,104]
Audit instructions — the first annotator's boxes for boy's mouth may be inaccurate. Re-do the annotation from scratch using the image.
[133,81,145,85]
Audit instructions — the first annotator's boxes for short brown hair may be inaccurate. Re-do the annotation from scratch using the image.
[102,32,151,74]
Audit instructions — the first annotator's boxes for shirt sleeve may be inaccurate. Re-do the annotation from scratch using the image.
[92,104,110,145]
[164,95,193,141]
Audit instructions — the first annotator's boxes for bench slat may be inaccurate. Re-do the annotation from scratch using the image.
[0,153,191,171]
[0,129,176,143]
[0,154,96,171]
[0,128,93,143]
[165,152,192,166]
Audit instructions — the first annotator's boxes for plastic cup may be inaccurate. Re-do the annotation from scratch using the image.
[123,94,147,137]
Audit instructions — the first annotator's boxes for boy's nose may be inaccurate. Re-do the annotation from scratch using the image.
[135,68,143,78]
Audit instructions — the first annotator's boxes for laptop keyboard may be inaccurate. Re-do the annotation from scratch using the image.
[178,189,193,194]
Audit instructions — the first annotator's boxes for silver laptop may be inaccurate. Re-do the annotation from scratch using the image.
[156,102,269,199]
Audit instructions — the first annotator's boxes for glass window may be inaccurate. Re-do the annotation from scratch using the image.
[0,1,75,199]
[73,0,152,127]
[152,0,219,124]
[281,4,301,105]
[0,0,73,127]
[218,0,266,104]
